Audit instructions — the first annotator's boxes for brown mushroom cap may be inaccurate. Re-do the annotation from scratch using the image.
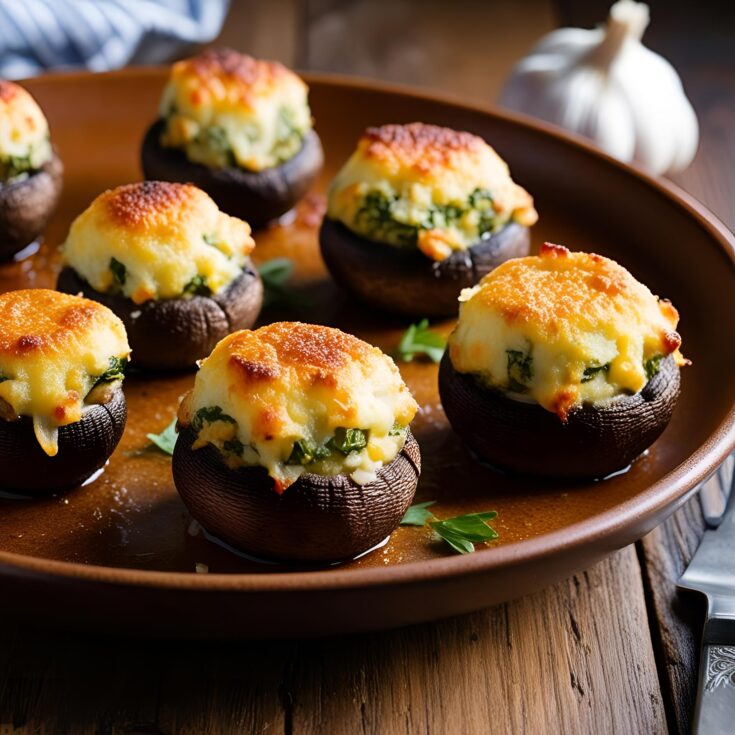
[0,386,126,496]
[172,425,421,562]
[0,152,63,260]
[141,120,324,228]
[319,218,531,317]
[57,264,263,371]
[438,352,681,480]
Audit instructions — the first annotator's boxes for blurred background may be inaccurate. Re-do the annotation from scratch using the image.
[1,0,732,227]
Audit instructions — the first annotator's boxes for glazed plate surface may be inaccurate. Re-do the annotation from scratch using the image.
[0,69,733,637]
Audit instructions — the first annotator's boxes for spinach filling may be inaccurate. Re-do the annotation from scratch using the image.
[286,427,373,467]
[191,405,236,433]
[645,355,664,381]
[0,153,34,182]
[352,188,499,249]
[109,258,127,290]
[506,349,533,393]
[93,356,128,387]
[581,363,610,383]
[182,274,211,297]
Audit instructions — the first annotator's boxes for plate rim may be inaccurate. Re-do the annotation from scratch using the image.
[3,67,734,593]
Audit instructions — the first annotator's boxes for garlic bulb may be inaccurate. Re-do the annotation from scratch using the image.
[499,0,698,175]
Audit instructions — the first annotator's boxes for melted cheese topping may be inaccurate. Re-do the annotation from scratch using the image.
[327,123,537,261]
[0,289,130,456]
[179,322,418,490]
[158,49,312,172]
[0,80,52,180]
[62,181,255,304]
[449,244,686,420]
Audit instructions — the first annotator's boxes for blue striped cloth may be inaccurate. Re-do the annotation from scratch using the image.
[0,0,229,79]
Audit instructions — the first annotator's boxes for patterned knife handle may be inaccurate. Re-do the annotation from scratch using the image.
[694,602,735,735]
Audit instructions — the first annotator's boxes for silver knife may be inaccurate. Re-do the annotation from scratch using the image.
[679,458,735,734]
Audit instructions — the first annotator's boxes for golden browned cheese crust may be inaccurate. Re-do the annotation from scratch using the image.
[0,289,130,455]
[450,244,686,419]
[172,49,298,110]
[0,289,123,359]
[180,322,418,488]
[62,181,254,303]
[360,123,489,179]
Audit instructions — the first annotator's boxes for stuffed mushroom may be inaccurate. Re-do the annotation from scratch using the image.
[172,322,421,562]
[438,243,687,479]
[320,122,537,317]
[57,181,262,371]
[0,289,130,495]
[0,80,63,260]
[141,48,323,228]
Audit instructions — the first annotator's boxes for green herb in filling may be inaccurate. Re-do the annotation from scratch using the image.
[388,421,405,437]
[506,349,533,392]
[93,356,128,387]
[271,107,305,162]
[0,153,34,181]
[328,427,369,455]
[287,439,331,466]
[581,362,611,383]
[191,405,237,433]
[223,438,245,456]
[195,126,236,168]
[352,187,499,249]
[202,233,218,247]
[645,355,664,381]
[183,274,212,297]
[109,257,127,289]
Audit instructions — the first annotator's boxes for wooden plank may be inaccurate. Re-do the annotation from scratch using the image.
[0,547,665,734]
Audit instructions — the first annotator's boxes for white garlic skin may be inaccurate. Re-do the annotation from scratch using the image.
[499,1,699,176]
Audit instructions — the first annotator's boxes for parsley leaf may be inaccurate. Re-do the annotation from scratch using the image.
[93,356,128,387]
[191,406,236,433]
[183,274,212,297]
[645,355,663,381]
[328,427,368,455]
[399,503,499,554]
[109,258,127,288]
[395,319,446,363]
[431,512,499,554]
[581,362,610,383]
[146,417,178,456]
[400,501,436,526]
[257,258,313,311]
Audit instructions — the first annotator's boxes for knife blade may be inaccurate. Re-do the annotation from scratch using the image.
[699,454,735,528]
[679,457,735,734]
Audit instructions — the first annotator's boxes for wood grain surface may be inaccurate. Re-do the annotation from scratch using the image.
[1,1,733,732]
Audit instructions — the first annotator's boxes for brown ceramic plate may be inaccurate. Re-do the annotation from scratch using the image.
[0,69,733,638]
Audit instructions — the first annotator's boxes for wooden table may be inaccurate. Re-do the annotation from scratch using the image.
[1,2,733,732]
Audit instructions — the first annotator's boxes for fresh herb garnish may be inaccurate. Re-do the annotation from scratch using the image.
[506,349,533,392]
[328,427,368,455]
[400,502,499,554]
[191,406,237,433]
[395,319,446,363]
[581,362,610,383]
[257,258,313,311]
[431,512,499,554]
[93,356,128,387]
[110,257,127,288]
[146,417,178,456]
[287,439,331,466]
[183,274,212,297]
[645,355,663,380]
[400,501,436,526]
